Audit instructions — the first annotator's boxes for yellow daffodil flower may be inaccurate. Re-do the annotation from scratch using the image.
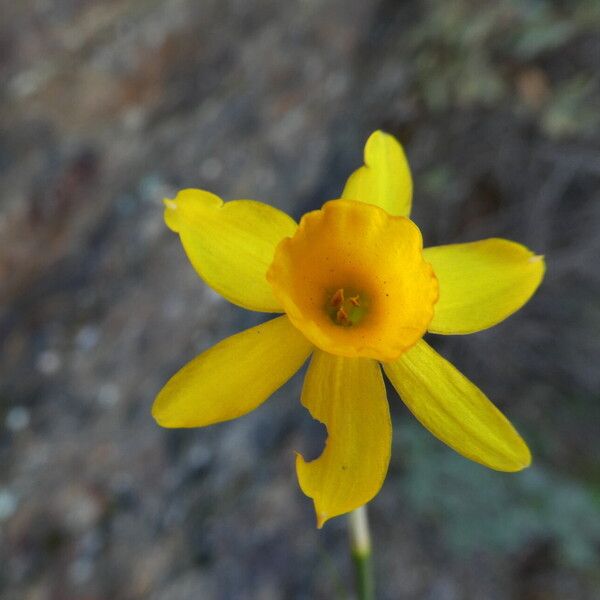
[154,131,545,528]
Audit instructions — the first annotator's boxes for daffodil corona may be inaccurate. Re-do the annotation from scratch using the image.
[267,200,438,362]
[154,131,545,527]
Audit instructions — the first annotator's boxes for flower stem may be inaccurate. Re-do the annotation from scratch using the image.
[348,505,375,600]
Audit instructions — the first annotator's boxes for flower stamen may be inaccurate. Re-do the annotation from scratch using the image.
[331,288,345,309]
[336,307,350,325]
[328,288,365,327]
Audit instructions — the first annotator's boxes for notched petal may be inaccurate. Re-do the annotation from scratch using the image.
[296,352,391,527]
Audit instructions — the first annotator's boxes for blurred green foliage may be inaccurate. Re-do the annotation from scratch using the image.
[541,76,600,138]
[394,420,600,570]
[408,0,600,138]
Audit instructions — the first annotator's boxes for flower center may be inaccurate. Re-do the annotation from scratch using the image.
[267,199,438,362]
[327,288,367,326]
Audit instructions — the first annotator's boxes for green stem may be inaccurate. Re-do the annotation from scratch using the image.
[348,505,375,600]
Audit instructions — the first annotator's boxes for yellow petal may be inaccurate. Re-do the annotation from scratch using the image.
[296,351,391,527]
[165,189,297,312]
[384,340,531,471]
[341,130,413,217]
[153,316,312,427]
[424,238,545,334]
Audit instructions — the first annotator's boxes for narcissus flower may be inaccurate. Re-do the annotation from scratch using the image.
[154,131,545,527]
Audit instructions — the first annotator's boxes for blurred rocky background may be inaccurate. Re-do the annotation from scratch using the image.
[1,0,599,598]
